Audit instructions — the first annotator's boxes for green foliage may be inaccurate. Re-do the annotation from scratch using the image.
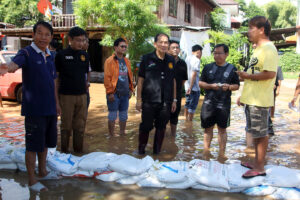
[74,0,169,72]
[209,7,226,31]
[238,0,265,28]
[265,0,296,28]
[279,50,300,72]
[203,30,250,70]
[0,0,47,27]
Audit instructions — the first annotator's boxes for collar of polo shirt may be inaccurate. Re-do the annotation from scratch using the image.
[31,42,51,59]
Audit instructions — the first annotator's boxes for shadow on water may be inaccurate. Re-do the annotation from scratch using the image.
[0,83,299,199]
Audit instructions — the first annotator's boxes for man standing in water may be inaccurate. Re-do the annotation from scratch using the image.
[136,33,177,154]
[199,44,239,158]
[0,21,60,191]
[168,40,188,136]
[237,16,278,178]
[104,38,134,136]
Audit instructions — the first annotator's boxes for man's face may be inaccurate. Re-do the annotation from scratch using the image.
[33,25,52,51]
[154,35,169,54]
[169,43,180,57]
[194,50,202,59]
[114,41,127,55]
[248,25,263,43]
[213,46,228,65]
[82,38,89,51]
[69,35,86,50]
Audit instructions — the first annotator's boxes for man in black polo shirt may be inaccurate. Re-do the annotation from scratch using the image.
[136,33,177,155]
[55,27,89,153]
[199,44,240,158]
[168,40,188,136]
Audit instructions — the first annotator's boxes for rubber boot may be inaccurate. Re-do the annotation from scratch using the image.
[73,131,84,153]
[138,131,149,154]
[153,129,165,154]
[61,130,71,153]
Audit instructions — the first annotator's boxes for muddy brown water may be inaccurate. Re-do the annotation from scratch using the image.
[0,81,299,200]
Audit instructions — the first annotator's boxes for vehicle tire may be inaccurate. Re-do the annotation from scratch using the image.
[16,85,22,104]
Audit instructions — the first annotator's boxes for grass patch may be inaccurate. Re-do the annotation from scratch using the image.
[283,72,299,79]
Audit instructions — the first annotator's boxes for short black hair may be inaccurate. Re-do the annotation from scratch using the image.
[192,44,203,52]
[213,44,229,53]
[154,33,169,42]
[114,38,126,47]
[68,26,86,39]
[33,21,53,35]
[249,16,271,37]
[50,39,59,49]
[169,40,180,47]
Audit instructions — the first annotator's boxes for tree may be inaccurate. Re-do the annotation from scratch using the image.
[73,0,169,71]
[265,0,296,28]
[209,7,226,31]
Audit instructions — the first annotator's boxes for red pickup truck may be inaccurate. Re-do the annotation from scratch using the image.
[0,51,22,103]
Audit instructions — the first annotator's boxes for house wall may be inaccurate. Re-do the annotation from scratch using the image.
[158,0,214,27]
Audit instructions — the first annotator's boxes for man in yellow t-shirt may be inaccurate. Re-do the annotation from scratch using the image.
[237,16,278,179]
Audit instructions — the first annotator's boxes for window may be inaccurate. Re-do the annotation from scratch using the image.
[184,2,191,23]
[169,0,178,17]
[204,14,210,27]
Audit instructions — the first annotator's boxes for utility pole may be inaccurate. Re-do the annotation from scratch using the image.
[296,0,300,53]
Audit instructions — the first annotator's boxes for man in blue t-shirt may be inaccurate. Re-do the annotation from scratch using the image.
[0,21,60,192]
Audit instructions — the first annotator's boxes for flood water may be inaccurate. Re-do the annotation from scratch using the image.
[0,81,299,200]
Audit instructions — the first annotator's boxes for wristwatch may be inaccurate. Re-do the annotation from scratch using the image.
[173,99,178,102]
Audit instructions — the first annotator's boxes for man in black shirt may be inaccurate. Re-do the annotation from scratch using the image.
[55,27,89,153]
[199,44,240,158]
[168,40,188,136]
[136,33,177,154]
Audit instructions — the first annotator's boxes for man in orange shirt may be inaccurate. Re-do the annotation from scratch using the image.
[104,38,134,137]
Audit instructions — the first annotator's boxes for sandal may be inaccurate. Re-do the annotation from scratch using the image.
[242,169,266,179]
[241,162,254,169]
[29,182,48,192]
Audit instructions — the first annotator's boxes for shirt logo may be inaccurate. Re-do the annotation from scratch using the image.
[147,62,155,68]
[65,56,74,60]
[80,55,86,62]
[224,72,229,78]
[168,62,173,69]
[36,61,42,64]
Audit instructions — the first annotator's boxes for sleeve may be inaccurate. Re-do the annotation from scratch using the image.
[182,61,188,81]
[277,66,284,80]
[191,57,200,72]
[200,65,208,82]
[262,47,278,72]
[231,67,240,85]
[55,52,62,73]
[138,55,146,78]
[12,49,27,68]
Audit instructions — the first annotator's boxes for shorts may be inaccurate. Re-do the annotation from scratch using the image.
[107,93,129,121]
[185,90,200,113]
[245,105,269,138]
[200,99,230,129]
[170,100,182,125]
[25,115,57,152]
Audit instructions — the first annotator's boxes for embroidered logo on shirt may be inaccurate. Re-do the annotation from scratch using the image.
[168,62,173,69]
[65,56,74,60]
[36,61,42,64]
[80,55,86,62]
[147,62,155,68]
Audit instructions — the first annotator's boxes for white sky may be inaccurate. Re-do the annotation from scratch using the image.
[245,0,297,6]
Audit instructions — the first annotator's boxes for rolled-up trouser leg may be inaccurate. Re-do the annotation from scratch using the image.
[153,129,165,154]
[138,131,149,154]
[73,131,84,153]
[61,130,71,153]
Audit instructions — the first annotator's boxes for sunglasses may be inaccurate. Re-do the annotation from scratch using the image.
[120,45,127,49]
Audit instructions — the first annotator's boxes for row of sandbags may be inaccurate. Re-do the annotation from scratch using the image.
[1,145,300,199]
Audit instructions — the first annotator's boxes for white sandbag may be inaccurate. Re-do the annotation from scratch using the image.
[137,173,166,188]
[0,146,14,164]
[243,185,276,196]
[265,165,300,187]
[189,159,229,189]
[0,163,18,170]
[17,163,27,172]
[78,152,118,173]
[62,170,94,178]
[269,187,300,200]
[192,184,228,193]
[11,147,26,164]
[165,177,197,189]
[116,173,149,185]
[108,154,154,176]
[228,163,265,189]
[153,161,189,183]
[47,153,80,175]
[96,171,128,182]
